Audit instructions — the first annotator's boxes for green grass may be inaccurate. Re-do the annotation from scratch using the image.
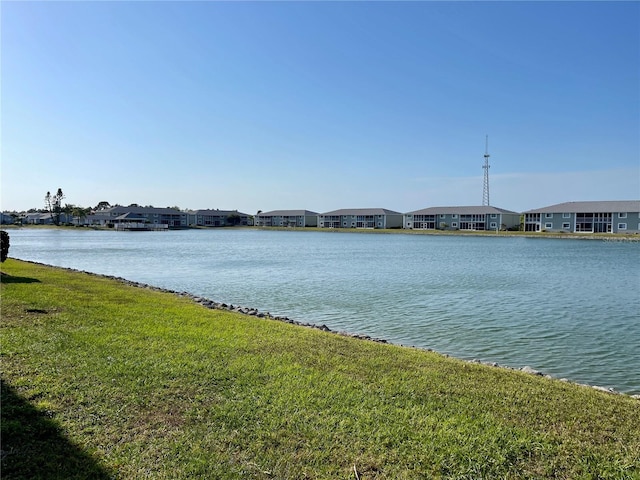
[1,259,639,479]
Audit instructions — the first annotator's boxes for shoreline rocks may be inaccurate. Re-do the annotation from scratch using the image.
[13,259,638,399]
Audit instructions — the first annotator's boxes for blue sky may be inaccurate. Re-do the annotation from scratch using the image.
[2,1,638,214]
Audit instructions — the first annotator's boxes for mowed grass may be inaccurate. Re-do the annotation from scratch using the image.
[1,259,639,479]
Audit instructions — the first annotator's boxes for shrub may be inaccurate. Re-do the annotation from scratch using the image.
[1,230,9,262]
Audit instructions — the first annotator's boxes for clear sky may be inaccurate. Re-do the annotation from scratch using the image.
[2,1,639,214]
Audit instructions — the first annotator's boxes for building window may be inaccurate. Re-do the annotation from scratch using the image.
[619,212,627,218]
[451,222,458,228]
[545,223,553,229]
[490,222,497,228]
[440,214,446,218]
[562,223,570,229]
[563,213,570,218]
[490,214,497,218]
[545,213,553,218]
[618,223,627,230]
[452,214,458,219]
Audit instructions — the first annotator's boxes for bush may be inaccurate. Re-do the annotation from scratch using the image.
[1,230,9,262]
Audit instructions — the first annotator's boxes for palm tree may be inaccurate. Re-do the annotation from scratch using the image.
[63,204,75,225]
[71,206,89,226]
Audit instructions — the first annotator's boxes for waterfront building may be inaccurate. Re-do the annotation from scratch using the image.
[110,212,168,231]
[523,200,640,233]
[255,210,318,227]
[89,205,188,228]
[1,212,16,224]
[188,209,250,227]
[23,212,75,225]
[318,208,403,229]
[404,206,520,231]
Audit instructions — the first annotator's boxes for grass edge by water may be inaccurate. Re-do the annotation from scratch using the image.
[2,258,639,479]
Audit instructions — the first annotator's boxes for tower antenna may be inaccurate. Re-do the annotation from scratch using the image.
[482,135,490,206]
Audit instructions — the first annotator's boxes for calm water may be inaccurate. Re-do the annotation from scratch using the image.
[6,228,640,394]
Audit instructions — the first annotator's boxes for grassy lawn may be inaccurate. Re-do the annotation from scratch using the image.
[1,259,639,479]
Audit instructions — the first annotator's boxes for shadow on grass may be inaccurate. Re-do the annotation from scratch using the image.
[1,379,114,480]
[0,274,41,284]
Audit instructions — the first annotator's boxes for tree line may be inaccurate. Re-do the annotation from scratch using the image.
[42,188,99,227]
[3,188,194,226]
[1,189,109,226]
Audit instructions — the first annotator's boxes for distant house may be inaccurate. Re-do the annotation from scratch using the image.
[23,213,48,225]
[1,212,15,225]
[255,210,318,227]
[90,206,188,228]
[110,212,166,231]
[318,208,403,229]
[523,201,640,233]
[23,212,74,225]
[189,209,250,227]
[404,206,520,231]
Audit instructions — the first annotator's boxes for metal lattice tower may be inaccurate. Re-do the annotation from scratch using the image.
[482,135,490,206]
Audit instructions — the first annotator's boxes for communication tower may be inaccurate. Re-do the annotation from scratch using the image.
[482,135,490,206]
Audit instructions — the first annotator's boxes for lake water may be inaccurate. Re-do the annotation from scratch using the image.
[6,228,640,395]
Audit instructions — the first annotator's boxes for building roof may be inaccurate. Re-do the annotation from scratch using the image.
[523,201,640,214]
[101,205,184,215]
[257,210,318,217]
[114,212,147,221]
[320,208,402,216]
[192,209,249,216]
[406,206,518,215]
[23,212,74,223]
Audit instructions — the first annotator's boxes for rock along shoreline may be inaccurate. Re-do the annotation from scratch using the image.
[15,259,640,400]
